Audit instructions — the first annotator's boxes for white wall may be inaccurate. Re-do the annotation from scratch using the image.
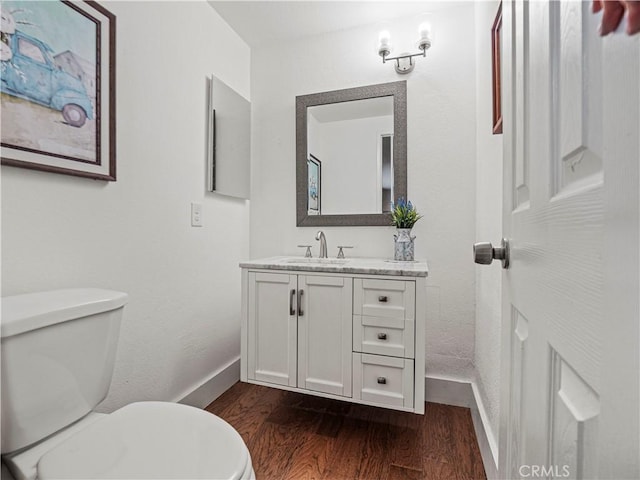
[1,1,250,411]
[474,0,504,464]
[250,5,477,381]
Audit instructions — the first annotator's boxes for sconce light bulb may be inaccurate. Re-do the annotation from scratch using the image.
[378,29,391,48]
[418,22,432,50]
[418,22,431,39]
[378,30,391,57]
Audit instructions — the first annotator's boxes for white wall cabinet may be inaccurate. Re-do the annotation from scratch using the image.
[241,259,426,414]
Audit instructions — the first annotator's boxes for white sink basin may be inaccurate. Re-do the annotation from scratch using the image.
[282,257,349,265]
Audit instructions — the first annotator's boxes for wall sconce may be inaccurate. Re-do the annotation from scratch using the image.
[378,22,432,74]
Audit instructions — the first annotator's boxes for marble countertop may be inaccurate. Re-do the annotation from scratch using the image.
[239,256,428,277]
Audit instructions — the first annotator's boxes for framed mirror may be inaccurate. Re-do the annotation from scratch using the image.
[296,81,407,226]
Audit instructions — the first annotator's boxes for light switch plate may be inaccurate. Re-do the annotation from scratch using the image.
[191,202,203,227]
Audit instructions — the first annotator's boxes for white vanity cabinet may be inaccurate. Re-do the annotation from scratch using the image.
[245,271,352,397]
[240,257,427,414]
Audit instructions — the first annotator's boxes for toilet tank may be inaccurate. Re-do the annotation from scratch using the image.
[1,288,128,454]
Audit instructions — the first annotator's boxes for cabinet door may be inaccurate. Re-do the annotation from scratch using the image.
[297,275,352,397]
[247,272,297,387]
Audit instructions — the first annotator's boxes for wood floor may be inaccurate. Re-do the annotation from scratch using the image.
[205,382,486,480]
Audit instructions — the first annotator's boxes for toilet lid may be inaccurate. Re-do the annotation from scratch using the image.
[37,402,251,480]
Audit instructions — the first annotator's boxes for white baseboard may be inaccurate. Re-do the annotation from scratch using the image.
[425,375,475,407]
[425,375,499,479]
[177,357,240,409]
[470,401,499,479]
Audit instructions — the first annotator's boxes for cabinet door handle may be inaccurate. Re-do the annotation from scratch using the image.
[377,377,387,384]
[377,333,388,340]
[298,289,304,316]
[289,289,296,316]
[378,295,388,303]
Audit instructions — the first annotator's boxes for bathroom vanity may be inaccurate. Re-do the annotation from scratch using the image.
[240,257,427,414]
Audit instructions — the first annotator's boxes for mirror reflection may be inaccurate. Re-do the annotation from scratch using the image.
[307,96,394,216]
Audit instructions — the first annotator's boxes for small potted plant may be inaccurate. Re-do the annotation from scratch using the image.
[391,198,422,261]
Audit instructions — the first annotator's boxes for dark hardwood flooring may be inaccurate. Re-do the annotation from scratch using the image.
[204,382,486,480]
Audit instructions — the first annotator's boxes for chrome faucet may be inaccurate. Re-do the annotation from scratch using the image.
[315,231,328,258]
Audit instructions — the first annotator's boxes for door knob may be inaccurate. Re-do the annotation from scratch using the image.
[474,238,510,269]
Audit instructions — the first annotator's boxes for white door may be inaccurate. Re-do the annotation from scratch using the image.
[497,1,639,479]
[297,275,352,397]
[247,271,297,387]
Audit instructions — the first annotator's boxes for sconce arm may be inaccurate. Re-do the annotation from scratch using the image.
[381,49,427,64]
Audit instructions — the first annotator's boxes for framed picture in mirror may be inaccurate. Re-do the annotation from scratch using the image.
[307,154,321,215]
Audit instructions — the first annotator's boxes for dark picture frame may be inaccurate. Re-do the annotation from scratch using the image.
[492,2,503,135]
[307,154,321,215]
[1,1,116,180]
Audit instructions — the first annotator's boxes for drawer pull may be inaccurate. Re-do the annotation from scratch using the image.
[377,377,387,385]
[298,289,304,316]
[378,295,388,303]
[377,333,388,340]
[289,289,296,316]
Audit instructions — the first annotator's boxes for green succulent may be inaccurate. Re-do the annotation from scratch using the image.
[391,198,422,229]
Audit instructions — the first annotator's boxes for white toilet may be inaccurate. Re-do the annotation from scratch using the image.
[1,288,255,480]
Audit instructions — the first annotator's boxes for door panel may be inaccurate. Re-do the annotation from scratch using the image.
[554,1,603,193]
[549,350,600,479]
[247,272,297,387]
[506,309,528,480]
[512,0,530,210]
[297,275,352,397]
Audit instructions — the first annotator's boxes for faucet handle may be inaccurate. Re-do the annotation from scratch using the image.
[297,245,313,258]
[336,246,354,259]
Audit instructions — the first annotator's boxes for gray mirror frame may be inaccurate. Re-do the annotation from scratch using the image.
[296,81,407,227]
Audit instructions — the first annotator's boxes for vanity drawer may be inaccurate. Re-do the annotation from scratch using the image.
[353,278,415,320]
[353,315,414,358]
[353,353,414,409]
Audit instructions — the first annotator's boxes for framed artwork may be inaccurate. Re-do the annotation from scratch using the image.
[491,1,503,135]
[0,1,116,180]
[307,154,321,215]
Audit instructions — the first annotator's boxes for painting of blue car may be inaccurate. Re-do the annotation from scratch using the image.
[1,1,99,165]
[1,29,94,127]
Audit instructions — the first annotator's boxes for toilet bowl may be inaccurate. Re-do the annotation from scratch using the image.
[36,402,254,480]
[1,289,254,480]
